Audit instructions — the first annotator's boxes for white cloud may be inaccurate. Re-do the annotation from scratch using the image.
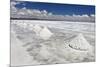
[72,14,82,17]
[81,14,89,17]
[72,14,90,17]
[48,12,53,16]
[90,14,95,17]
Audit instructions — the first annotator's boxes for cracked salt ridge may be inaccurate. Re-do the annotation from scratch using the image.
[10,20,95,63]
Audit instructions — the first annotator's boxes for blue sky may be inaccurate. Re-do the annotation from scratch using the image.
[14,1,95,16]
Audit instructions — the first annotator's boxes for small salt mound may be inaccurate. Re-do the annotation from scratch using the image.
[29,24,33,27]
[18,23,24,27]
[18,23,27,28]
[33,24,42,35]
[39,26,53,40]
[68,33,91,51]
[27,24,34,30]
[23,23,27,28]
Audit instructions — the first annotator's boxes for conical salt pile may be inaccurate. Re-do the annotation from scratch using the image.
[28,24,34,30]
[68,33,90,51]
[21,23,26,28]
[39,26,53,40]
[33,24,42,35]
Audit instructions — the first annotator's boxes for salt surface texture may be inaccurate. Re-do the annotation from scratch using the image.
[11,20,95,66]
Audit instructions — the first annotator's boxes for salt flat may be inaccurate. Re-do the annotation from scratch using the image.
[10,20,95,66]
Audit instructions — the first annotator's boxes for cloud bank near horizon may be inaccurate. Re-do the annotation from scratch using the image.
[11,1,95,22]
